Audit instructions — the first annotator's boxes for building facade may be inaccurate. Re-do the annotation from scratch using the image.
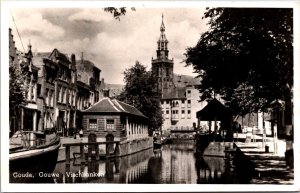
[33,49,77,133]
[9,28,40,133]
[81,97,152,155]
[76,54,102,111]
[34,50,104,135]
[151,17,207,134]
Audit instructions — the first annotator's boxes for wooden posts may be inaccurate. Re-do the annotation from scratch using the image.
[95,145,100,161]
[114,142,120,156]
[106,143,109,157]
[80,144,85,164]
[63,141,121,167]
[66,146,70,166]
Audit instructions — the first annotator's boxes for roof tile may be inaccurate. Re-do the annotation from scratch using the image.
[82,97,146,118]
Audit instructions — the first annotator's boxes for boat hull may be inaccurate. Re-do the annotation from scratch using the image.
[9,138,60,183]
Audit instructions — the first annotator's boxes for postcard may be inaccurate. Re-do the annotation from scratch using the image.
[1,0,299,192]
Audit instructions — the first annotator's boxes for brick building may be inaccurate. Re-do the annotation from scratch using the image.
[19,47,102,136]
[81,97,152,155]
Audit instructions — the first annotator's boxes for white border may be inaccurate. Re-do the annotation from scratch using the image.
[1,0,300,192]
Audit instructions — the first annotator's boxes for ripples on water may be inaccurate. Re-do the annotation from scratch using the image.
[14,142,252,184]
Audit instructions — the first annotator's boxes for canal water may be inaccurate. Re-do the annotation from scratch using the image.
[50,142,251,184]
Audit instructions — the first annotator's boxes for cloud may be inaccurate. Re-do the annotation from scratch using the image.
[9,8,208,84]
[11,11,65,41]
[68,9,114,22]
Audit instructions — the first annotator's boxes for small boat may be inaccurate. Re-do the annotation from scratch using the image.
[9,130,61,183]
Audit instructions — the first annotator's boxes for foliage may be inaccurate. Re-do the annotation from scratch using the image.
[185,8,293,116]
[104,7,135,20]
[117,61,163,135]
[9,62,28,115]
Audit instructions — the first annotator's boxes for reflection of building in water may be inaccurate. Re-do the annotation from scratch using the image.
[161,144,197,183]
[195,156,224,184]
[54,148,154,183]
[53,143,242,184]
[119,148,153,183]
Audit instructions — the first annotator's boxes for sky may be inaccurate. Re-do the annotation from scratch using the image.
[9,7,209,85]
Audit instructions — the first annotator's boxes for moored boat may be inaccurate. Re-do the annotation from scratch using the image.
[153,136,168,149]
[9,130,61,183]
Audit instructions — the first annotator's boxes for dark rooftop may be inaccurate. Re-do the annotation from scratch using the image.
[162,87,186,100]
[82,97,146,118]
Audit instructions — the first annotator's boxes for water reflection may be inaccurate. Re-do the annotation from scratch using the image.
[51,142,250,184]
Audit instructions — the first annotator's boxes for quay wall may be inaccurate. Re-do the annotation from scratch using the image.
[56,136,153,162]
[119,137,153,156]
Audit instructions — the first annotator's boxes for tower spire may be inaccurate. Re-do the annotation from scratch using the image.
[160,13,165,32]
[152,14,174,97]
[157,14,168,58]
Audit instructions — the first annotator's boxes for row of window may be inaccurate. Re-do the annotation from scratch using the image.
[162,101,192,109]
[163,110,191,119]
[44,86,80,108]
[162,99,191,106]
[88,119,147,136]
[57,86,77,106]
[88,119,115,131]
[45,67,76,85]
[77,96,90,110]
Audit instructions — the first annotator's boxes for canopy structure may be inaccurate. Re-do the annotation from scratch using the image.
[197,99,233,141]
[196,99,232,121]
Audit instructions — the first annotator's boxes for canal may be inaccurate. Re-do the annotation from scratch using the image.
[50,142,252,184]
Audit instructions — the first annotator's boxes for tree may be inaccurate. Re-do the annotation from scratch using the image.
[185,8,293,167]
[104,7,135,20]
[185,8,292,117]
[117,61,163,135]
[9,62,28,135]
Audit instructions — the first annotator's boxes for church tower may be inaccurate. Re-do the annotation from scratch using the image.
[152,14,174,97]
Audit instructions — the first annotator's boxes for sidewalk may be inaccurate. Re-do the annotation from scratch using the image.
[235,141,294,184]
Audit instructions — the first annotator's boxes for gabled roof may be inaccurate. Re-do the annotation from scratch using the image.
[82,97,147,118]
[49,48,70,64]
